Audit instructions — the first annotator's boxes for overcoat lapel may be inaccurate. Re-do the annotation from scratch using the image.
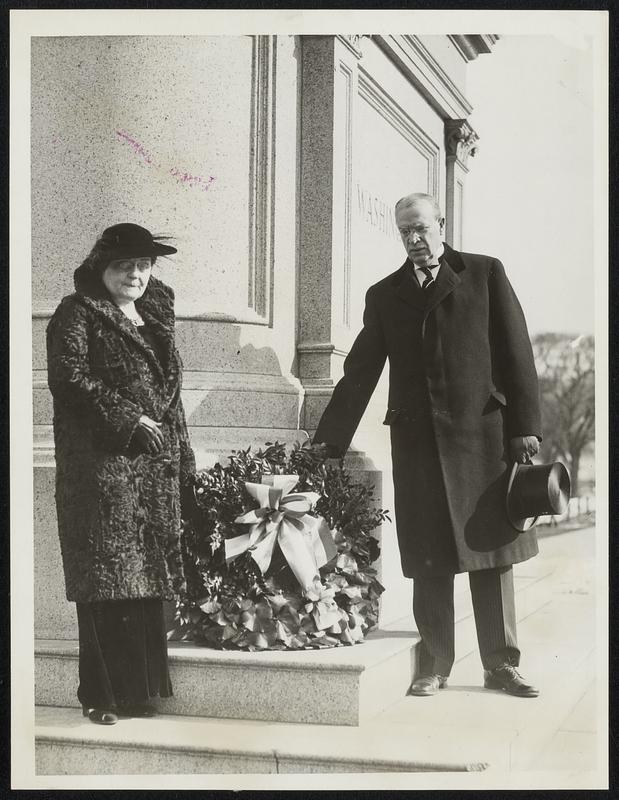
[393,249,465,317]
[394,261,426,312]
[424,258,461,318]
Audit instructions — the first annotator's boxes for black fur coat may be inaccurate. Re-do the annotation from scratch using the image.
[47,273,195,602]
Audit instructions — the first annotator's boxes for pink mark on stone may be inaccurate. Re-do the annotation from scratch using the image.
[114,129,216,192]
[115,129,154,165]
[169,167,216,192]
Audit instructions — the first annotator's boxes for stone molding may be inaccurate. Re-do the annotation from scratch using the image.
[248,34,276,324]
[374,34,473,120]
[33,306,273,327]
[33,368,303,396]
[338,58,355,328]
[33,366,305,453]
[448,34,500,62]
[358,68,440,197]
[33,423,311,470]
[445,118,479,170]
[336,34,366,59]
[297,341,349,358]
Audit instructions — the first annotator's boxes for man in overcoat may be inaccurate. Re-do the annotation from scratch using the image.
[313,193,542,697]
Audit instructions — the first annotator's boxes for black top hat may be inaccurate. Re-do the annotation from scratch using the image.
[96,223,177,259]
[506,461,571,532]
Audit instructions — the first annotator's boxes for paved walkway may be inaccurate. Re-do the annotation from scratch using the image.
[377,524,604,779]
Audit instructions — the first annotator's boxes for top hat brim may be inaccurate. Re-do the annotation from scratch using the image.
[506,461,538,532]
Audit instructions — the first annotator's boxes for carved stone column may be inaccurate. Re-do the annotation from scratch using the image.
[444,119,479,249]
[297,35,363,434]
[296,35,396,621]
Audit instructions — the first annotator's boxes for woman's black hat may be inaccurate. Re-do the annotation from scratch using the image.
[96,223,177,259]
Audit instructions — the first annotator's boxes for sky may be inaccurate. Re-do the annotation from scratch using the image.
[463,34,598,336]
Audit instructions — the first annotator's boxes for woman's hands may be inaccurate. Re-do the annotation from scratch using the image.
[133,415,165,454]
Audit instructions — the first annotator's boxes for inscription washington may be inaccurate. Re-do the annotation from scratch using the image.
[356,185,401,242]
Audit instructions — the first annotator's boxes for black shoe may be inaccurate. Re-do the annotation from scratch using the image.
[117,703,158,718]
[483,663,539,697]
[408,674,448,696]
[82,706,118,725]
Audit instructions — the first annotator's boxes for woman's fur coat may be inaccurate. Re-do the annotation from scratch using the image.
[47,269,195,602]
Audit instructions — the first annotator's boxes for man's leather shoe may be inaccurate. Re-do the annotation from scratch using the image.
[408,674,448,696]
[483,663,539,697]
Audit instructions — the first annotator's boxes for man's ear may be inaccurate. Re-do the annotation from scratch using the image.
[439,217,446,232]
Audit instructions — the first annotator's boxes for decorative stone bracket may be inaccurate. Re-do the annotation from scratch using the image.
[336,34,367,59]
[445,118,479,170]
[444,118,479,249]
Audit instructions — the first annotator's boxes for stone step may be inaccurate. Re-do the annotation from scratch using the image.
[34,530,599,776]
[35,629,419,727]
[34,600,596,777]
[38,651,593,777]
[34,705,491,775]
[34,550,560,730]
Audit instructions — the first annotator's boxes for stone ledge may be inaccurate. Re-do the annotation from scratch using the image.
[35,705,491,775]
[33,425,312,470]
[36,629,420,726]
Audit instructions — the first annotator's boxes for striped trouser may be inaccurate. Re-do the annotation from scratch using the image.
[412,566,519,676]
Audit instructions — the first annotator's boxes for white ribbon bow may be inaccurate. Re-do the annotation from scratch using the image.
[225,475,337,591]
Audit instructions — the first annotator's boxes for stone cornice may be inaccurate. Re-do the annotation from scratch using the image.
[448,35,500,62]
[445,118,479,169]
[374,34,473,120]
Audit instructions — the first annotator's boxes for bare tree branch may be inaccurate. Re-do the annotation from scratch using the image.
[532,333,595,496]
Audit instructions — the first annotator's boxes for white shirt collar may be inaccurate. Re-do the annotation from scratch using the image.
[414,244,444,285]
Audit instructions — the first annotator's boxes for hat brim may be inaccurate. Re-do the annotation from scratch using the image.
[151,242,177,256]
[100,242,177,259]
[506,461,538,532]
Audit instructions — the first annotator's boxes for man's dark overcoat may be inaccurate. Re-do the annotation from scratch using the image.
[314,244,541,579]
[47,273,195,603]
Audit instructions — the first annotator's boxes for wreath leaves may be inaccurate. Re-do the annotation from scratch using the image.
[173,441,389,651]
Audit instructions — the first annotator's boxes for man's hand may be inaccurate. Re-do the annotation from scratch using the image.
[133,415,165,454]
[310,441,342,461]
[509,435,540,464]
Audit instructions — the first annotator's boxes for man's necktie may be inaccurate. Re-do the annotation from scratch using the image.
[421,267,435,290]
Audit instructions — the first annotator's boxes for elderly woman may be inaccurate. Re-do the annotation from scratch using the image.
[47,223,195,725]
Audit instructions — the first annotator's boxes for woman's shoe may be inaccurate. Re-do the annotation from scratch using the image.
[117,703,157,718]
[82,706,118,725]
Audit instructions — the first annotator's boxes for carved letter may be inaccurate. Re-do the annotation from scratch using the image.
[357,184,367,218]
[377,199,386,232]
[366,195,374,225]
